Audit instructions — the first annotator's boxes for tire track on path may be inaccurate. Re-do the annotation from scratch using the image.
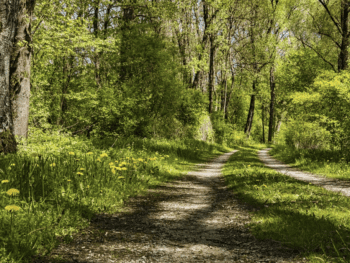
[258,148,350,197]
[33,150,301,263]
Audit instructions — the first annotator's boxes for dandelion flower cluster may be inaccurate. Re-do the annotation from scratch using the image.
[5,205,21,212]
[69,152,75,155]
[50,163,56,167]
[100,153,108,158]
[77,172,83,175]
[1,180,9,184]
[6,188,20,196]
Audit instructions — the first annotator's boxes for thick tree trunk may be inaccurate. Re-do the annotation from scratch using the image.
[0,0,19,153]
[339,0,349,71]
[268,66,275,143]
[244,81,256,138]
[10,0,35,139]
[208,34,215,114]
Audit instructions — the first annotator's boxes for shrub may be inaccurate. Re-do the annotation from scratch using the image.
[284,121,331,150]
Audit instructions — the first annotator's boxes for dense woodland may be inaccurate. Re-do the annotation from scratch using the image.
[0,0,348,151]
[1,0,350,262]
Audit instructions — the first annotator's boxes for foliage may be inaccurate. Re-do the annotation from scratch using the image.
[283,120,331,150]
[223,147,350,262]
[0,132,230,262]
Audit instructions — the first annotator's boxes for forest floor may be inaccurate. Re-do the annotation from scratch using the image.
[31,150,304,263]
[259,149,350,197]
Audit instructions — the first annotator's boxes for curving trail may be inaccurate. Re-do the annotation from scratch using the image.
[258,148,350,197]
[33,151,301,263]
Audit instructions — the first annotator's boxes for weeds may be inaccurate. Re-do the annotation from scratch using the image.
[223,146,350,262]
[0,132,230,262]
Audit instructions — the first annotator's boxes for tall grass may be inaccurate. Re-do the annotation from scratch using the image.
[0,131,230,262]
[223,146,350,263]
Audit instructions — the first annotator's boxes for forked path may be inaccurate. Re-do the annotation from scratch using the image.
[259,149,350,197]
[34,151,301,263]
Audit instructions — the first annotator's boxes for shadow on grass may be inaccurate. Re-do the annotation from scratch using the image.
[223,148,350,262]
[31,151,300,263]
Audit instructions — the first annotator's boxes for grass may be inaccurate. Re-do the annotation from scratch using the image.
[270,145,350,181]
[0,130,231,263]
[223,146,350,263]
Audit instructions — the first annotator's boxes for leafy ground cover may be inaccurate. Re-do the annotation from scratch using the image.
[0,130,230,263]
[270,145,350,181]
[223,146,350,263]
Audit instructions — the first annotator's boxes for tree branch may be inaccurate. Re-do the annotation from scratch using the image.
[318,0,342,34]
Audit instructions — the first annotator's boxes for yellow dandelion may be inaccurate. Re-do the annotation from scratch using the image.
[97,158,101,162]
[1,180,9,184]
[116,167,122,171]
[77,172,83,175]
[118,176,124,179]
[111,169,116,174]
[115,160,118,163]
[10,163,15,166]
[138,158,143,162]
[6,188,20,196]
[79,168,85,171]
[126,157,130,160]
[109,162,114,166]
[5,205,21,212]
[100,153,108,158]
[87,152,93,155]
[67,179,72,182]
[69,152,75,155]
[121,167,127,171]
[50,163,56,167]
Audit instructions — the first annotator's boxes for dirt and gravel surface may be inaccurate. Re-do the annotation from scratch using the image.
[259,148,350,197]
[33,151,304,263]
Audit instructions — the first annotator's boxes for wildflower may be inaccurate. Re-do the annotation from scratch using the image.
[77,172,83,175]
[263,185,267,188]
[67,179,72,182]
[121,167,127,170]
[6,188,20,196]
[5,205,21,212]
[111,169,116,174]
[115,160,118,163]
[69,152,75,155]
[87,152,93,155]
[97,158,101,162]
[10,163,15,166]
[126,157,130,160]
[165,155,169,158]
[79,168,85,171]
[50,163,56,167]
[175,159,178,161]
[138,158,144,162]
[1,180,9,184]
[116,167,122,171]
[87,185,90,189]
[118,176,124,179]
[109,162,114,166]
[100,153,108,158]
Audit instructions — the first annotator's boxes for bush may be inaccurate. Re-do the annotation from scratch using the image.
[284,121,331,150]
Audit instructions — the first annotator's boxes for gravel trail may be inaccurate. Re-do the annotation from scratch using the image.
[258,148,350,197]
[33,151,301,263]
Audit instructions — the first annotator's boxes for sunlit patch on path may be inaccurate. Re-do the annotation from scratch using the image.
[259,148,350,197]
[33,151,302,263]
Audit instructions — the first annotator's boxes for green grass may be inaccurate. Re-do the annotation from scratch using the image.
[223,146,350,263]
[270,145,350,181]
[0,131,231,263]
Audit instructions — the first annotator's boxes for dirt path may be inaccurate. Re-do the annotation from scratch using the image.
[258,148,350,197]
[33,151,301,263]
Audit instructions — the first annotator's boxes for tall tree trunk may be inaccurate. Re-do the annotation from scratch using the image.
[10,0,35,139]
[93,3,101,87]
[262,104,265,143]
[244,81,256,137]
[0,0,19,153]
[208,34,215,114]
[268,66,275,143]
[224,72,234,120]
[339,0,349,71]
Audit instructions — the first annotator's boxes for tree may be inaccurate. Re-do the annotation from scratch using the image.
[0,0,20,153]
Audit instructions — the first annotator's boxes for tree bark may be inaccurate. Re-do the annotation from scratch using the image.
[262,104,265,143]
[338,0,349,71]
[0,0,19,153]
[208,34,215,114]
[268,66,275,143]
[10,0,35,139]
[244,81,256,138]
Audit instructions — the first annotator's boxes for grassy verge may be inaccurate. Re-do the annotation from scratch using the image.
[0,131,230,263]
[270,145,350,181]
[223,146,350,263]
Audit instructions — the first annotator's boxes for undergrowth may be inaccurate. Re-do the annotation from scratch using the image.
[223,147,350,263]
[0,129,230,262]
[270,145,350,181]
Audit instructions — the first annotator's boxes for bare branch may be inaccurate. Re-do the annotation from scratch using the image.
[318,0,342,34]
